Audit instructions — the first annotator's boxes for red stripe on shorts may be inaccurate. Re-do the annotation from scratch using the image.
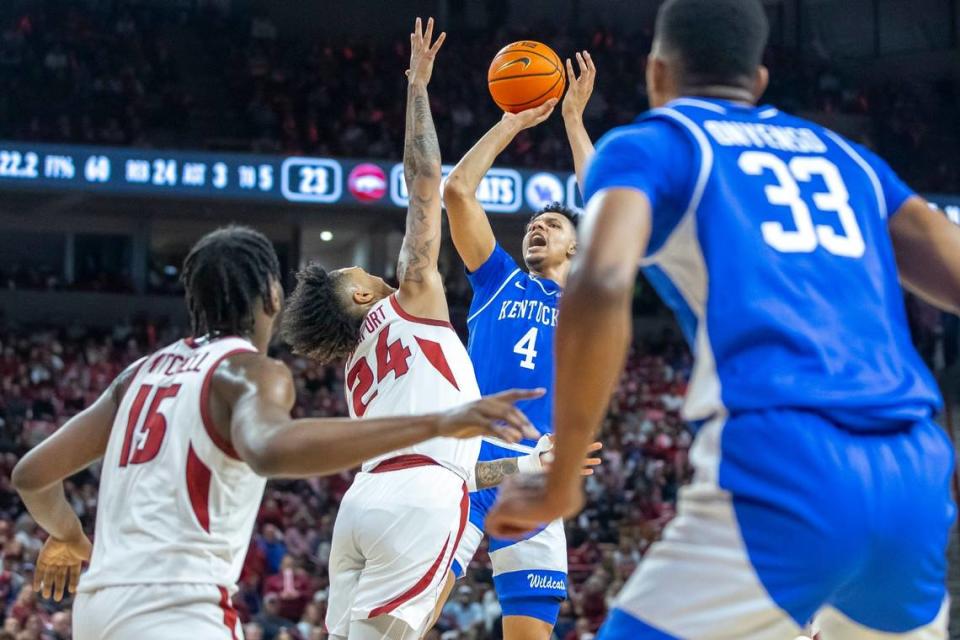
[218,586,239,640]
[370,454,439,473]
[367,481,468,619]
[441,483,469,578]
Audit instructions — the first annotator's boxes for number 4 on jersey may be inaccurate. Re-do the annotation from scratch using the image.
[514,327,539,370]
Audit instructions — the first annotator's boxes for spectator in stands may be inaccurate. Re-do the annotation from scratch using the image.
[263,555,311,621]
[296,600,325,639]
[255,593,288,640]
[259,523,288,574]
[40,611,69,640]
[563,617,595,640]
[441,585,485,635]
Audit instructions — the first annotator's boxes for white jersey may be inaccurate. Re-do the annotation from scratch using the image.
[79,336,266,593]
[346,294,482,481]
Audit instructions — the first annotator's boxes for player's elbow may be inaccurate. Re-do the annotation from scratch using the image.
[244,447,285,477]
[240,431,294,477]
[11,458,46,493]
[442,172,473,205]
[233,428,285,477]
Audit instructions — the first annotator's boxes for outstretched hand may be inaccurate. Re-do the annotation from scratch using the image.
[485,473,584,539]
[406,17,446,86]
[562,51,596,121]
[539,436,603,476]
[436,388,544,443]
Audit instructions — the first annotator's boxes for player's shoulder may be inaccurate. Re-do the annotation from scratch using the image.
[595,115,690,154]
[215,351,292,396]
[586,113,699,202]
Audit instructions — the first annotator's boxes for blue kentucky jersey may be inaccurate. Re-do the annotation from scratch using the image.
[466,244,560,443]
[584,97,941,430]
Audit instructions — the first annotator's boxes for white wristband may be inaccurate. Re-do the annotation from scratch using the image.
[517,435,554,474]
[517,452,542,474]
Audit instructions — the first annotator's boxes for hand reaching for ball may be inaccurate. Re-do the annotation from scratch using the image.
[406,17,446,87]
[562,50,596,122]
[501,98,559,132]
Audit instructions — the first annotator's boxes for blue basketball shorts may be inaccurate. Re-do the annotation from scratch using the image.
[452,439,568,624]
[599,410,955,640]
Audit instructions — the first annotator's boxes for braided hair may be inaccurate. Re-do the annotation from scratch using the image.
[280,263,364,364]
[181,226,281,337]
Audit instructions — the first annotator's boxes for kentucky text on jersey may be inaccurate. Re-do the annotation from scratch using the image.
[466,246,561,440]
[497,298,560,326]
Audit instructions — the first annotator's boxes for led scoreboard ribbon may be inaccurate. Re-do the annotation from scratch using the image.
[0,140,955,218]
[0,140,583,214]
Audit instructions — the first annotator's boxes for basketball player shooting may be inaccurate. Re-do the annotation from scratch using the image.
[488,0,960,638]
[11,224,536,640]
[279,18,551,640]
[436,51,600,640]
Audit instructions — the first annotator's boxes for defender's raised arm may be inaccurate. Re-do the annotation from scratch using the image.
[396,17,447,319]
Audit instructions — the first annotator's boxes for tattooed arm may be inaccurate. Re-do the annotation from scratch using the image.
[395,18,448,320]
[474,439,603,490]
[475,457,521,490]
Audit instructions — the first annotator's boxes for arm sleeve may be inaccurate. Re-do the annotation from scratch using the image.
[583,120,697,254]
[465,243,520,298]
[855,144,916,216]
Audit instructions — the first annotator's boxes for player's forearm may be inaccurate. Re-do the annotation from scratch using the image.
[398,81,443,284]
[15,485,85,542]
[403,82,442,187]
[241,414,444,478]
[563,113,595,193]
[475,457,521,490]
[546,272,632,508]
[445,120,519,198]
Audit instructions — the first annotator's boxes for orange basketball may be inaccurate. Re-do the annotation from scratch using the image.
[487,41,566,114]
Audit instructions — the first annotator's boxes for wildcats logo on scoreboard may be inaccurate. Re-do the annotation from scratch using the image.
[389,163,522,212]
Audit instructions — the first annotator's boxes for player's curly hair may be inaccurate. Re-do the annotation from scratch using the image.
[529,202,580,229]
[181,225,281,338]
[281,263,364,364]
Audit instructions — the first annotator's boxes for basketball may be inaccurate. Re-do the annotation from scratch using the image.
[487,41,566,113]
